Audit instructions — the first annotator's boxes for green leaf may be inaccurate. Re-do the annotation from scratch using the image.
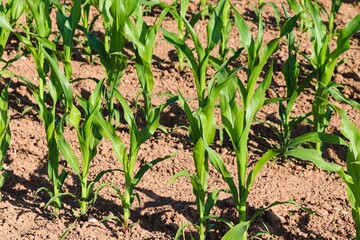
[178,91,201,142]
[246,63,273,123]
[160,27,198,74]
[333,14,360,58]
[286,0,303,14]
[55,118,80,175]
[0,85,10,165]
[246,149,281,194]
[168,170,191,185]
[280,13,301,37]
[250,199,317,223]
[285,148,343,172]
[43,50,74,111]
[287,132,347,149]
[338,110,360,159]
[132,153,174,187]
[93,111,126,163]
[232,6,252,53]
[87,169,120,197]
[306,0,326,51]
[44,192,76,210]
[0,12,13,31]
[221,221,249,240]
[204,188,221,216]
[207,147,238,204]
[86,32,111,70]
[245,39,279,108]
[328,85,360,110]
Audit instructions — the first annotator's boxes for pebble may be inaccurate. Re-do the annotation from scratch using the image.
[88,215,98,223]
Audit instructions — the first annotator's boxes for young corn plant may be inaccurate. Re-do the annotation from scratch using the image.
[202,9,302,239]
[53,0,81,79]
[86,0,138,122]
[0,84,10,200]
[288,0,360,152]
[92,88,172,229]
[161,0,227,105]
[221,128,343,239]
[124,4,170,121]
[55,80,113,219]
[18,0,52,97]
[266,6,313,152]
[170,75,232,240]
[0,3,77,216]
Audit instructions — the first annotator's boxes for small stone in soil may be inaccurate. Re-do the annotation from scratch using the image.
[88,215,98,223]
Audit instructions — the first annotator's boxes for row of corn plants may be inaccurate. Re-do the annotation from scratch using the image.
[0,0,359,239]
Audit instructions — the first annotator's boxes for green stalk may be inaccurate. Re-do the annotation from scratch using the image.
[47,136,61,216]
[237,147,247,223]
[123,186,131,229]
[199,205,205,240]
[82,3,91,63]
[0,84,11,201]
[80,176,88,219]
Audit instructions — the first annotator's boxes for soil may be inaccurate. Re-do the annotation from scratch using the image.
[0,1,360,239]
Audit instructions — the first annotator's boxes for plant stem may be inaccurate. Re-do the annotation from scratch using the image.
[82,4,91,63]
[53,181,60,217]
[196,194,205,240]
[80,177,88,219]
[199,209,205,240]
[48,128,61,217]
[123,188,131,230]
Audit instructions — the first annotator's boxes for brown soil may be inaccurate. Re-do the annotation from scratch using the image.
[0,1,360,239]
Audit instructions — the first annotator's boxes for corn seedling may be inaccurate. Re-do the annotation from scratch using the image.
[55,80,115,219]
[161,0,227,104]
[264,6,313,152]
[86,0,138,122]
[92,88,171,229]
[18,0,52,99]
[124,4,170,121]
[0,84,10,200]
[170,74,232,240]
[0,2,77,216]
[288,0,360,152]
[221,126,348,239]
[53,0,81,79]
[201,9,302,239]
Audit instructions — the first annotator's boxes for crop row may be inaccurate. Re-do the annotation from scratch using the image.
[0,0,359,239]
